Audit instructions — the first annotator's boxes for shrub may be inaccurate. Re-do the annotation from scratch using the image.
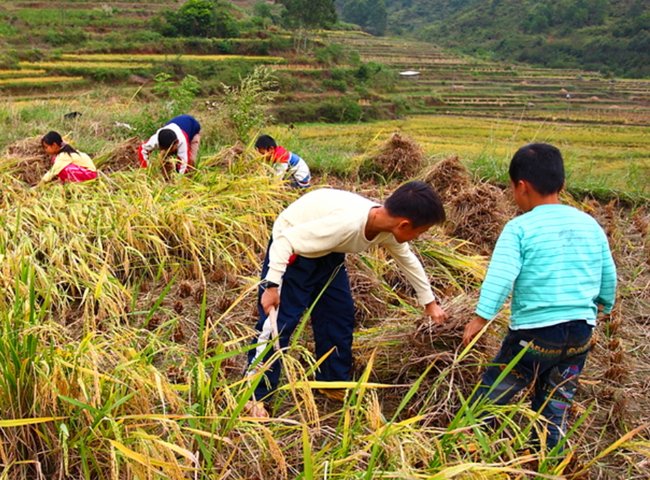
[156,0,239,38]
[42,28,87,47]
[152,73,202,118]
[220,66,278,143]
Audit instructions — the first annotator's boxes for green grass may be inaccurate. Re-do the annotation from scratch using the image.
[269,115,650,201]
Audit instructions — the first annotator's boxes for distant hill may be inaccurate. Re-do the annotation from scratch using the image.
[341,0,649,77]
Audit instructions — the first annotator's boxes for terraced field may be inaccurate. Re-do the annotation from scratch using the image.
[319,32,650,127]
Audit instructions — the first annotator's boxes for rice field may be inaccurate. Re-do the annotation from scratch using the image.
[0,75,86,87]
[0,69,46,78]
[273,115,650,199]
[18,61,154,70]
[0,127,647,478]
[0,4,648,478]
[316,31,650,128]
[59,53,286,63]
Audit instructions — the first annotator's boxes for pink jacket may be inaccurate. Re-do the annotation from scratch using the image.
[42,151,98,183]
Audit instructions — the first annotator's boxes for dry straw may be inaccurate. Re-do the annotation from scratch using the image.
[362,132,425,181]
[424,155,512,253]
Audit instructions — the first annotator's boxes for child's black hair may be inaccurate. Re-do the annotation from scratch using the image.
[509,143,565,195]
[41,131,77,154]
[158,129,178,151]
[385,180,446,227]
[255,134,277,150]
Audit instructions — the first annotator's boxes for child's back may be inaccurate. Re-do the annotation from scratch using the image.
[477,203,616,330]
[463,142,616,451]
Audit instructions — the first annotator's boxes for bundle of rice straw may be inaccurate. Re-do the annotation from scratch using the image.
[365,133,425,181]
[4,137,52,185]
[94,137,141,173]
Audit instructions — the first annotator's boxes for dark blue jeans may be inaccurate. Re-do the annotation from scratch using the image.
[477,320,593,450]
[247,245,355,401]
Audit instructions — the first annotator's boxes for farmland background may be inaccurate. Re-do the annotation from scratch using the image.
[0,1,648,479]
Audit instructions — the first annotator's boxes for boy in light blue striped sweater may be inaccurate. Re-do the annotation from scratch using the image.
[463,143,616,451]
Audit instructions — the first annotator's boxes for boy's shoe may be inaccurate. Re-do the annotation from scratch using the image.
[243,400,269,418]
[317,388,346,402]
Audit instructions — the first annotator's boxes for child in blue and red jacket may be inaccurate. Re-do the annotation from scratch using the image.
[138,114,201,174]
[255,135,311,188]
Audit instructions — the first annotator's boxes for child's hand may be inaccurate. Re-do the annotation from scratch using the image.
[424,301,447,325]
[463,316,488,346]
[261,287,280,314]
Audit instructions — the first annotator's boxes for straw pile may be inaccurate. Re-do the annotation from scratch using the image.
[424,155,472,198]
[446,183,510,253]
[94,137,140,173]
[347,257,390,328]
[364,133,424,181]
[4,137,51,186]
[424,156,510,253]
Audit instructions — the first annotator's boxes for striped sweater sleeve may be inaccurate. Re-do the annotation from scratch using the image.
[475,222,522,321]
[596,232,617,314]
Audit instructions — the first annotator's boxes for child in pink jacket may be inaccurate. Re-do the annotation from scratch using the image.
[40,131,97,184]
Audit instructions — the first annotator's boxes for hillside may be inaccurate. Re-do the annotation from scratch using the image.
[340,0,650,77]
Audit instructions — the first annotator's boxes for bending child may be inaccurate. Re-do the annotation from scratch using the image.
[255,134,311,188]
[40,131,97,184]
[138,114,201,175]
[246,181,447,417]
[463,143,617,451]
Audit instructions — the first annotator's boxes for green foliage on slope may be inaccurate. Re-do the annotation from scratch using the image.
[377,0,649,77]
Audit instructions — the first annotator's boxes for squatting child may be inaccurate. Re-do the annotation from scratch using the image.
[463,143,617,451]
[40,131,97,184]
[255,134,311,188]
[246,181,448,417]
[138,114,201,175]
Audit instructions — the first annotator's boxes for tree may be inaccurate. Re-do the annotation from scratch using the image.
[279,0,337,28]
[158,0,239,38]
[340,0,387,35]
[366,0,387,35]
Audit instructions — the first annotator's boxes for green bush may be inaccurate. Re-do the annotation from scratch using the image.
[42,28,87,47]
[152,73,202,118]
[322,79,348,92]
[220,66,279,143]
[0,51,18,69]
[155,0,239,38]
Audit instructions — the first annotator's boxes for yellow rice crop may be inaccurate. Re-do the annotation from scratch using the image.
[0,69,47,78]
[59,53,285,63]
[0,76,85,86]
[0,153,291,317]
[18,61,154,70]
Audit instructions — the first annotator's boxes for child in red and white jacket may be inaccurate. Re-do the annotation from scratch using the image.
[40,131,97,184]
[138,114,201,174]
[255,134,311,188]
